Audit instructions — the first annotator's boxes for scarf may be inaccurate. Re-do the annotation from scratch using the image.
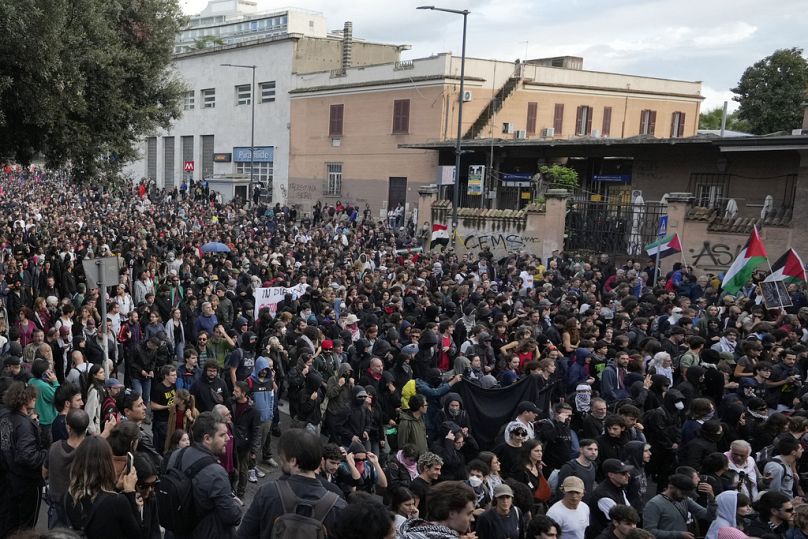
[575,392,592,413]
[397,450,418,479]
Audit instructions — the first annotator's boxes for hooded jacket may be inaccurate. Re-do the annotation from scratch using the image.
[248,356,275,423]
[296,371,324,425]
[623,440,649,510]
[415,369,452,436]
[397,409,428,455]
[706,490,738,539]
[642,389,685,452]
[337,386,371,446]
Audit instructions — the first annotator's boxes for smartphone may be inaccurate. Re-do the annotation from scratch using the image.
[125,451,134,474]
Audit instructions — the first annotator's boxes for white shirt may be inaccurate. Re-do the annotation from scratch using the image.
[547,500,590,539]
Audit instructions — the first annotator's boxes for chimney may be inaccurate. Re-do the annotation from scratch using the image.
[342,21,352,74]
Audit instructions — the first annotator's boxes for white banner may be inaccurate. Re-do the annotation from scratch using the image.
[253,283,309,319]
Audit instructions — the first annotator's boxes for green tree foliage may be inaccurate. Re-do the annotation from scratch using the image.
[732,48,808,135]
[698,107,751,133]
[0,0,187,178]
[539,164,579,188]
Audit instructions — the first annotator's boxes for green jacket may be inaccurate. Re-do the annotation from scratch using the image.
[397,410,428,455]
[29,377,60,426]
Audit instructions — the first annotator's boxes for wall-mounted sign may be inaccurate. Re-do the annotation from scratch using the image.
[213,153,232,163]
[593,174,631,183]
[501,172,533,187]
[233,146,274,163]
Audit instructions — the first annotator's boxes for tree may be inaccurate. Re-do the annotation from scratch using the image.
[698,107,751,133]
[0,0,187,179]
[732,48,808,135]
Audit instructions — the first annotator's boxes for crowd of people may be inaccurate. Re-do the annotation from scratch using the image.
[1,169,808,539]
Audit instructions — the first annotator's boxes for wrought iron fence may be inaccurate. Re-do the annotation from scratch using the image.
[565,200,668,256]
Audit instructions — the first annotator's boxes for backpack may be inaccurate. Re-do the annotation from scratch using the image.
[756,444,777,468]
[271,480,340,539]
[0,411,13,478]
[156,447,218,534]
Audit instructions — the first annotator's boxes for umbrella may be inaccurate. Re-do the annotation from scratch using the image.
[201,242,231,253]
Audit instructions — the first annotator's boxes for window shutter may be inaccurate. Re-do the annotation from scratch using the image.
[554,104,564,134]
[640,110,647,134]
[393,99,410,134]
[526,102,537,134]
[649,111,657,136]
[575,106,583,135]
[585,106,593,135]
[670,113,677,137]
[678,112,686,137]
[602,106,612,137]
[329,104,344,136]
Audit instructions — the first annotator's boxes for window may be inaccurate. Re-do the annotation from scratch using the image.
[602,106,612,137]
[329,104,344,136]
[526,102,538,135]
[575,105,593,136]
[670,111,686,138]
[392,99,410,134]
[202,88,216,108]
[325,163,342,196]
[639,109,656,135]
[260,81,276,103]
[236,162,273,185]
[183,91,195,110]
[553,104,564,134]
[236,84,251,105]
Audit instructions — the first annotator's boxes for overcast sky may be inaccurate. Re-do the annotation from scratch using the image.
[182,0,807,113]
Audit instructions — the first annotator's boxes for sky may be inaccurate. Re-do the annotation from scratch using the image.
[181,0,807,113]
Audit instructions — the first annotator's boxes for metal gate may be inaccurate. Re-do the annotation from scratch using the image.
[565,200,667,256]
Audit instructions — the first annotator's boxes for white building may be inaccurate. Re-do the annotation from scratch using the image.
[125,0,404,204]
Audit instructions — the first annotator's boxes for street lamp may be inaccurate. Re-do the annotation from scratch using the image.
[221,63,257,204]
[417,5,469,230]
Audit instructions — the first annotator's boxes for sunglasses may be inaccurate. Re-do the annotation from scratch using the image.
[138,480,160,490]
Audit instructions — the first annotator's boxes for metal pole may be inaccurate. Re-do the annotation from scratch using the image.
[96,259,109,365]
[250,66,256,204]
[720,100,728,137]
[452,11,468,231]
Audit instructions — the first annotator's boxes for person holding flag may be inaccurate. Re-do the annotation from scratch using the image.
[721,226,768,296]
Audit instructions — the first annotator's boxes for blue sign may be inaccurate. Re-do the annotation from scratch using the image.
[502,172,533,187]
[657,215,668,237]
[593,174,631,183]
[233,146,274,163]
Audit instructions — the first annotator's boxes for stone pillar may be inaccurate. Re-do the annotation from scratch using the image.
[662,192,692,274]
[417,185,438,228]
[538,189,568,261]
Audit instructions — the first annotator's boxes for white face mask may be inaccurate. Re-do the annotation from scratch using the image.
[674,401,685,411]
[468,476,483,488]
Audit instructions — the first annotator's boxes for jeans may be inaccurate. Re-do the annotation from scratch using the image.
[235,447,253,496]
[258,420,273,460]
[47,492,68,529]
[153,421,167,456]
[5,479,41,535]
[132,378,152,405]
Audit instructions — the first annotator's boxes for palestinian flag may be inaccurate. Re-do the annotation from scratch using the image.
[645,233,682,259]
[721,226,768,294]
[430,223,450,250]
[765,249,806,284]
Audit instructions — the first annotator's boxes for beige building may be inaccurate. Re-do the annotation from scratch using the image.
[288,54,703,216]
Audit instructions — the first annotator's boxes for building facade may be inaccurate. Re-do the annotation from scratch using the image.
[124,1,403,203]
[288,54,703,217]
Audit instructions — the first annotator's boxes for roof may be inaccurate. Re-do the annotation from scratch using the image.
[399,134,808,152]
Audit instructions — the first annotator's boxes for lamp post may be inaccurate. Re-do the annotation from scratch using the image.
[221,63,257,204]
[417,5,469,230]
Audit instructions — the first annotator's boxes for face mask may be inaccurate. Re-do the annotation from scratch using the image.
[448,408,460,417]
[674,401,685,411]
[703,411,715,421]
[468,476,483,488]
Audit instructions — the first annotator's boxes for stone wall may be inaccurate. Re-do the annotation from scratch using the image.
[419,187,568,261]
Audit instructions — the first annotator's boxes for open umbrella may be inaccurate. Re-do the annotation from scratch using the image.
[201,242,231,253]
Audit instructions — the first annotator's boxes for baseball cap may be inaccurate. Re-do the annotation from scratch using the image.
[602,459,634,474]
[322,339,334,350]
[105,378,124,389]
[3,355,21,367]
[561,476,585,494]
[493,484,514,498]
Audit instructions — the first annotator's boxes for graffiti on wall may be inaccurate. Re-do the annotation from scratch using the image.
[456,231,542,258]
[688,241,743,270]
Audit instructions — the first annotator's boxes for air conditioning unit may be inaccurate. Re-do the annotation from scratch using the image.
[591,129,601,138]
[541,127,555,137]
[502,122,514,134]
[462,90,473,102]
[515,130,527,139]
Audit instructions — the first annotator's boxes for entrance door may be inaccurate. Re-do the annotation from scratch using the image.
[388,177,407,211]
[234,185,248,203]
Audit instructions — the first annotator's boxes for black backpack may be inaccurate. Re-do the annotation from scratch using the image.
[271,480,340,539]
[156,447,218,534]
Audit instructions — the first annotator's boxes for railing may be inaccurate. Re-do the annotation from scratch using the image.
[565,200,668,255]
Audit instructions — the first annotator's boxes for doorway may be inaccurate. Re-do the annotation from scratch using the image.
[388,177,407,212]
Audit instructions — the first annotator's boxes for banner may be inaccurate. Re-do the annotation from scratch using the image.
[253,283,309,319]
